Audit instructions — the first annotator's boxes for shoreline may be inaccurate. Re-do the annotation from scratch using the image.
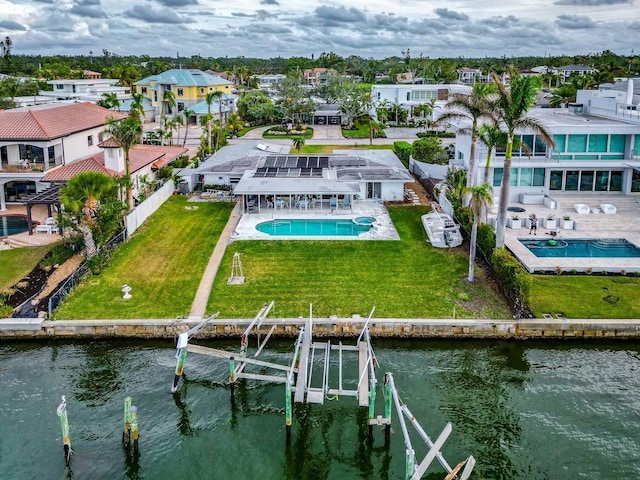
[2,317,640,340]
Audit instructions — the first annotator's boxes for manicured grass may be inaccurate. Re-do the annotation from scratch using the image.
[529,275,640,318]
[300,144,393,154]
[207,206,511,319]
[0,246,51,292]
[236,125,269,137]
[263,127,314,139]
[54,197,234,319]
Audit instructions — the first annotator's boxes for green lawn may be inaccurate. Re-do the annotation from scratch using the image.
[300,144,393,154]
[54,197,235,319]
[0,245,52,317]
[529,275,640,318]
[207,206,511,319]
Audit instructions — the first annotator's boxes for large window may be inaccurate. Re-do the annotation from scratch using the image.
[567,135,587,152]
[632,170,640,192]
[549,170,623,192]
[634,135,640,157]
[609,135,625,153]
[411,90,437,101]
[588,134,607,152]
[492,168,544,187]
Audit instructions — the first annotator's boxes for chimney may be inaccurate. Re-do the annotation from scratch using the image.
[102,143,125,172]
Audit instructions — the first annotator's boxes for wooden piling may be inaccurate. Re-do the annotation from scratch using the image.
[285,379,292,437]
[129,406,139,453]
[384,373,392,437]
[123,396,132,447]
[229,356,236,397]
[171,348,188,393]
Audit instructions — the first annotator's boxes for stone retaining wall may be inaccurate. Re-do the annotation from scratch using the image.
[2,318,640,340]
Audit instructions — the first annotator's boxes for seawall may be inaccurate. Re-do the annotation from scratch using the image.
[2,318,640,340]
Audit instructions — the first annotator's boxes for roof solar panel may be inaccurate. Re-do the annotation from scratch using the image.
[308,157,319,168]
[254,171,266,177]
[319,157,329,168]
[311,168,323,177]
[300,168,311,177]
[285,157,298,168]
[264,158,276,168]
[297,157,308,168]
[275,157,286,167]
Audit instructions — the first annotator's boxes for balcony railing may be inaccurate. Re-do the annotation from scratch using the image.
[1,155,63,173]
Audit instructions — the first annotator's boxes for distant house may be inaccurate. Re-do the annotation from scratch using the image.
[252,74,287,91]
[134,69,233,122]
[0,102,126,210]
[558,64,595,83]
[40,78,130,103]
[371,84,472,119]
[303,68,337,87]
[83,70,102,80]
[457,68,487,85]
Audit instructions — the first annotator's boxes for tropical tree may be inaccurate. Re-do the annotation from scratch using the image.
[106,116,142,211]
[237,91,275,125]
[274,75,317,124]
[60,172,118,260]
[97,92,121,111]
[339,83,373,129]
[226,113,244,137]
[0,36,13,73]
[478,123,507,185]
[464,183,493,282]
[181,107,194,146]
[129,92,145,124]
[205,90,224,149]
[435,84,494,192]
[292,137,305,153]
[160,89,176,144]
[492,72,554,247]
[0,77,20,105]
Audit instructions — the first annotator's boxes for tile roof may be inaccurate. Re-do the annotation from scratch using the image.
[0,102,127,141]
[134,69,232,87]
[41,144,188,182]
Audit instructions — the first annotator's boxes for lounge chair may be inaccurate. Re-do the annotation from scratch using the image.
[330,197,337,211]
[574,203,590,214]
[599,203,617,214]
[342,196,351,210]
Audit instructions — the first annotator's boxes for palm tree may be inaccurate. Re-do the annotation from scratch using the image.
[205,91,223,151]
[98,92,120,111]
[60,172,116,259]
[492,72,554,247]
[436,84,494,192]
[160,89,176,144]
[129,92,145,125]
[181,107,194,146]
[477,123,504,185]
[106,116,142,211]
[464,183,493,282]
[292,137,305,153]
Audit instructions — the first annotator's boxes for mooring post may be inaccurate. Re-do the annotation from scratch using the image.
[129,406,139,453]
[171,333,189,393]
[229,356,236,397]
[405,448,415,480]
[56,396,72,466]
[285,378,292,438]
[384,373,392,437]
[123,396,132,447]
[368,377,376,436]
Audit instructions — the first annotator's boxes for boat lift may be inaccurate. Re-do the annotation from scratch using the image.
[171,303,475,480]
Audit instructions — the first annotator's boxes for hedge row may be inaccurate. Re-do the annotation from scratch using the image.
[393,141,412,167]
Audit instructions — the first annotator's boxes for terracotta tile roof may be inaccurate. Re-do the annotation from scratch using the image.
[0,102,127,141]
[41,155,115,182]
[97,137,121,148]
[41,144,188,182]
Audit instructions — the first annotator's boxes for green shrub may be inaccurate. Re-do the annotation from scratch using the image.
[393,141,412,167]
[412,137,449,165]
[40,237,82,267]
[491,247,532,301]
[476,223,496,260]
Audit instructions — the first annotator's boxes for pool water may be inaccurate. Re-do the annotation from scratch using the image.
[520,238,640,258]
[256,219,372,236]
[0,215,29,236]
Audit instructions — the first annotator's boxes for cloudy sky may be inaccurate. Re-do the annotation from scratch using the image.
[0,0,638,59]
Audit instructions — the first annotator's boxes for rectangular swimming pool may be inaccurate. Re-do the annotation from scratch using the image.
[519,238,640,258]
[256,219,372,236]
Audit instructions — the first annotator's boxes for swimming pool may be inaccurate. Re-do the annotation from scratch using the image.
[519,238,640,258]
[256,219,372,236]
[0,215,29,236]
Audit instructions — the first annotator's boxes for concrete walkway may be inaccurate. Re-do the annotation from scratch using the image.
[188,202,242,319]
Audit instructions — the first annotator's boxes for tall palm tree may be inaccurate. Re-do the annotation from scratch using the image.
[181,107,194,146]
[129,92,145,125]
[477,123,504,185]
[60,172,116,259]
[464,183,493,282]
[160,89,176,144]
[98,92,121,111]
[492,72,554,247]
[106,116,142,211]
[436,84,494,192]
[205,91,223,151]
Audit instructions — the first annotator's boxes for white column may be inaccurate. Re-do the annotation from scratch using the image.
[0,182,6,211]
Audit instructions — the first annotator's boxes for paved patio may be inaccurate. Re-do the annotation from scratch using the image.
[499,193,640,273]
[1,204,62,248]
[232,199,399,241]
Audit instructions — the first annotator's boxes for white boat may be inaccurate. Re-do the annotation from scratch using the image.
[421,212,463,248]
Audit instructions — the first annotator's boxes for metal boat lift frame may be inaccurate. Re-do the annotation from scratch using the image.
[171,303,475,480]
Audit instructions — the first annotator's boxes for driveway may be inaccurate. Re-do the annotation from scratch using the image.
[311,125,343,140]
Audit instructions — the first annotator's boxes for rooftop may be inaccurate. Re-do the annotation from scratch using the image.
[134,69,232,88]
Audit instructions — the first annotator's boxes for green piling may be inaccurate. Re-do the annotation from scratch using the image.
[384,373,392,437]
[129,405,139,453]
[171,348,188,393]
[56,396,72,466]
[123,396,132,447]
[285,379,292,437]
[368,377,376,436]
[405,448,415,480]
[229,356,236,397]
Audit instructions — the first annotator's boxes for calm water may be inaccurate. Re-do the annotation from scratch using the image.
[520,238,640,258]
[256,219,371,236]
[0,215,29,236]
[1,339,639,479]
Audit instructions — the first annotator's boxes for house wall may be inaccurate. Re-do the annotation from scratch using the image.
[62,126,106,165]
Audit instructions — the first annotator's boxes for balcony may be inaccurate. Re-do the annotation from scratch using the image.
[1,156,63,174]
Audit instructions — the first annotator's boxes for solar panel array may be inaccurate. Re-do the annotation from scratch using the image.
[254,156,329,178]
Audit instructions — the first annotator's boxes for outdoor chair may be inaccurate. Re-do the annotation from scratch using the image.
[574,203,590,214]
[330,197,337,211]
[599,204,617,214]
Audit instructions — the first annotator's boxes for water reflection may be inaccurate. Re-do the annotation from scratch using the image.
[72,343,125,407]
[172,384,194,437]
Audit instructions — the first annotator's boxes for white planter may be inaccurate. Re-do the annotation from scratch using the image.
[508,218,522,229]
[543,218,557,229]
[561,219,573,230]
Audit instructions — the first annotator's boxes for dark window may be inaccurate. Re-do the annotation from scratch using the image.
[87,135,93,147]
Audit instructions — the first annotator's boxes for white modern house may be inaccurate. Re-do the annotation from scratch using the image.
[371,84,472,119]
[452,88,640,203]
[41,78,130,103]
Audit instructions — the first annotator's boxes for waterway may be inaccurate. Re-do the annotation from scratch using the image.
[1,339,639,479]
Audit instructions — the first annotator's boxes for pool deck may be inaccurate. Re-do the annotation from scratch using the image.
[500,193,640,273]
[232,199,400,241]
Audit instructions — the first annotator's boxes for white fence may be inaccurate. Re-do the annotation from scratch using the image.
[125,180,175,236]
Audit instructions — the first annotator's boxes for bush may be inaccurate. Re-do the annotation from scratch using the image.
[491,248,532,301]
[40,237,82,267]
[476,223,496,261]
[393,141,412,167]
[412,137,449,165]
